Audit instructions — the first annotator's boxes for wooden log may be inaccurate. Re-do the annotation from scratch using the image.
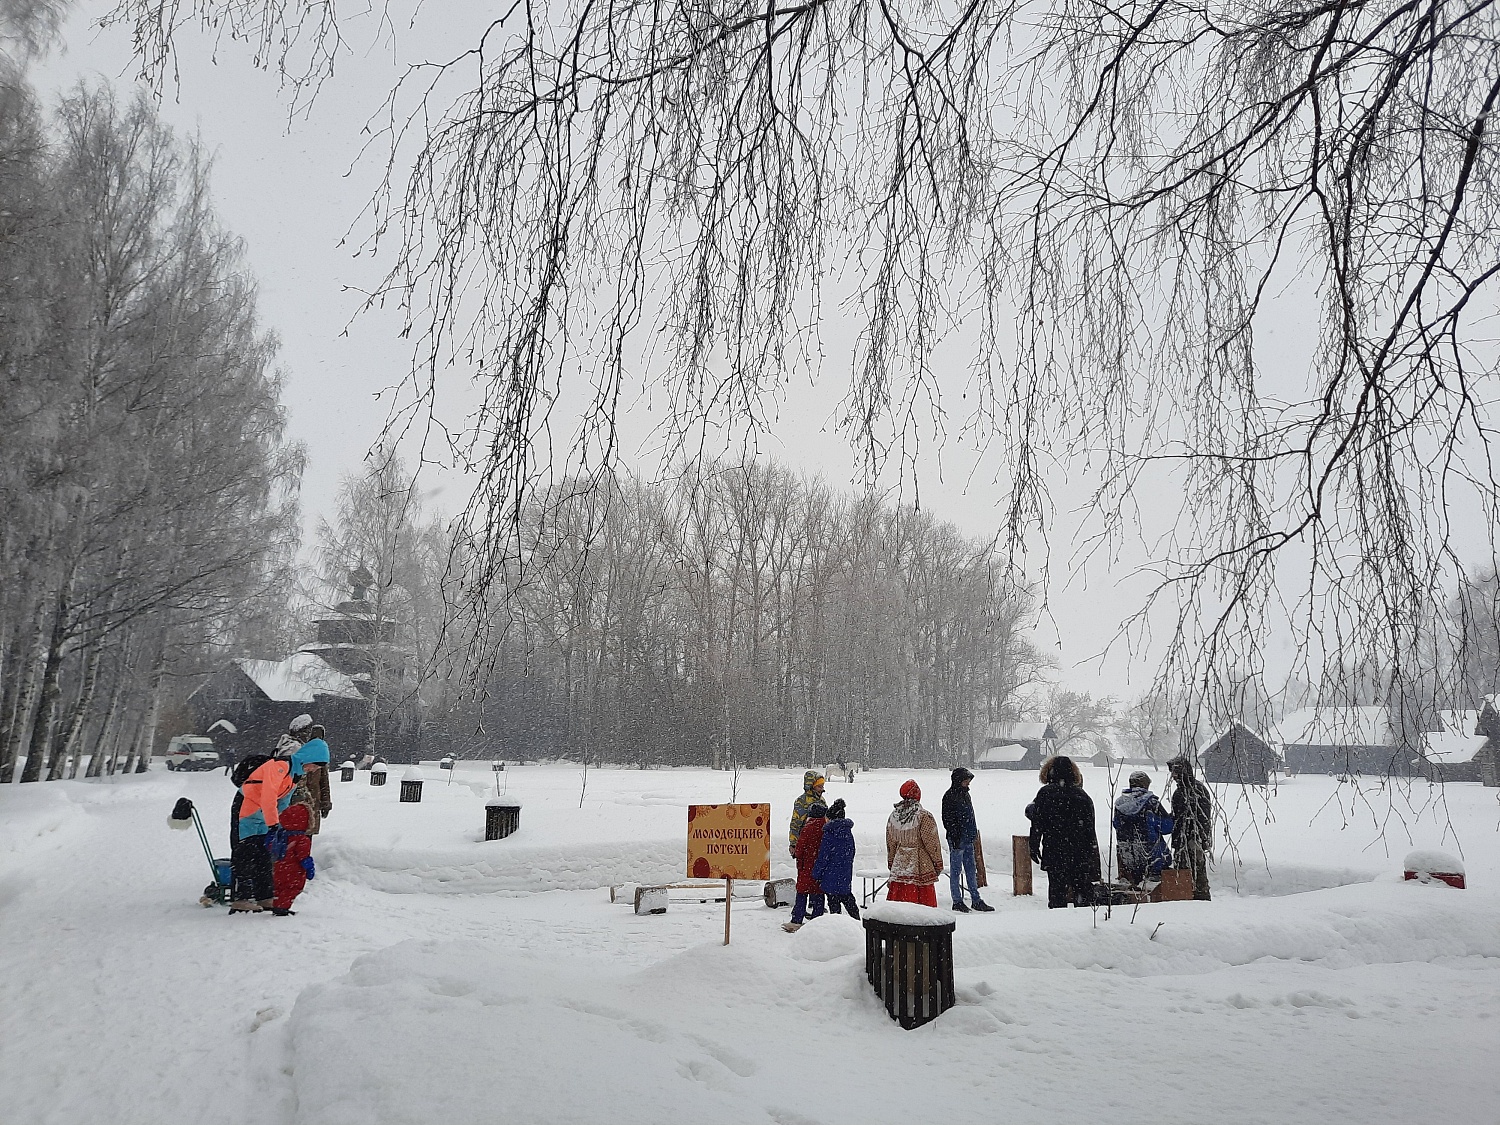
[634,886,669,914]
[763,877,796,907]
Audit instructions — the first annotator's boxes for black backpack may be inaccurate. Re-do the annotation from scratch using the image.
[230,753,272,788]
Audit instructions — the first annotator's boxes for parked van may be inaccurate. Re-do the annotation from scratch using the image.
[159,735,220,772]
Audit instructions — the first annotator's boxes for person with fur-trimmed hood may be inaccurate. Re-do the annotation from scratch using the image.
[1168,755,1213,900]
[885,780,944,907]
[788,770,827,856]
[1112,771,1174,887]
[782,803,829,932]
[1028,755,1102,908]
[812,798,859,918]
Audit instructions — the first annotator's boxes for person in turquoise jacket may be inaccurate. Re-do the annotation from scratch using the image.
[288,717,333,834]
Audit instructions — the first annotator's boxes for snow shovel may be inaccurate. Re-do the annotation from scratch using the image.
[169,797,232,906]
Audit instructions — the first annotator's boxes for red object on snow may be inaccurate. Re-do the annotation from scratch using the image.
[886,881,938,907]
[1403,869,1465,889]
[1403,849,1466,889]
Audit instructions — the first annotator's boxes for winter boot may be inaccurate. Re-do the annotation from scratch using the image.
[228,902,263,914]
[270,907,297,916]
[971,899,995,912]
[951,900,970,913]
[781,921,802,933]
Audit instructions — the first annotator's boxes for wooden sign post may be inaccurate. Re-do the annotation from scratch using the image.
[687,803,771,945]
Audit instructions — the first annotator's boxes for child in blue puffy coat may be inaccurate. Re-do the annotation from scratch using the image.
[812,799,859,919]
[1113,772,1174,886]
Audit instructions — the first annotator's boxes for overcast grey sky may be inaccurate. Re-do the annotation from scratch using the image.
[25,0,1355,704]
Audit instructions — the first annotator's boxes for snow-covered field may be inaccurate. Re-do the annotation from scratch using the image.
[2,762,1498,1124]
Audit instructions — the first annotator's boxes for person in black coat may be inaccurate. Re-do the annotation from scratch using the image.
[1168,755,1214,900]
[1028,755,1102,908]
[941,767,993,912]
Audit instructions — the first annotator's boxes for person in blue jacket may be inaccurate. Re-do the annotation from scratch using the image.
[812,799,859,918]
[1112,771,1174,887]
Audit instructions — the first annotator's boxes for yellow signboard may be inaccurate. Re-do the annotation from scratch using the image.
[686,803,771,881]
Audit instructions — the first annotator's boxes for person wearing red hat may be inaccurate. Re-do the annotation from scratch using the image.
[885,780,944,906]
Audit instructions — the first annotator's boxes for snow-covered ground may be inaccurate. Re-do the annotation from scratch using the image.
[2,762,1498,1124]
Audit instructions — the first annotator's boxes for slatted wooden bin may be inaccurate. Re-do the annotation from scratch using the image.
[485,799,522,840]
[863,916,956,1029]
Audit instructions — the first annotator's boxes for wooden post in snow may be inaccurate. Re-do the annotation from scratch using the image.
[1012,835,1033,896]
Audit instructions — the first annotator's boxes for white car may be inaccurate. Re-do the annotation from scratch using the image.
[160,736,221,771]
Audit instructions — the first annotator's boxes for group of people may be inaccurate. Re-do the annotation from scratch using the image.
[782,777,860,931]
[782,766,997,930]
[783,753,1216,925]
[225,714,333,915]
[1028,753,1215,906]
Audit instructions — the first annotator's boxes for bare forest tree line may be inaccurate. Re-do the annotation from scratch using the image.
[0,80,302,782]
[422,462,1046,769]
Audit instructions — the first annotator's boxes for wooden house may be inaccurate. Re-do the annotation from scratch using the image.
[1417,709,1486,783]
[188,567,423,764]
[1199,723,1278,785]
[976,721,1056,771]
[1475,699,1500,787]
[187,653,369,762]
[1272,707,1411,776]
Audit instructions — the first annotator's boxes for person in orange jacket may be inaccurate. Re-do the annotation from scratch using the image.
[230,757,293,914]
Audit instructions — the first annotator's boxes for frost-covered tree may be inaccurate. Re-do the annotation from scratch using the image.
[0,83,301,782]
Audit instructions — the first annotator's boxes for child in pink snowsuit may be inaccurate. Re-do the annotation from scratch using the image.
[270,801,315,915]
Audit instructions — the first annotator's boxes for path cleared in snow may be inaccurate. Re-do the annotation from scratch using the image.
[1,763,1497,1124]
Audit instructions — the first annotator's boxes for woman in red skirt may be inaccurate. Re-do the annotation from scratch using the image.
[885,779,944,906]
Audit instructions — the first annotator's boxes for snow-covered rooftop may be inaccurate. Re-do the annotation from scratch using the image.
[1422,712,1486,764]
[1272,706,1393,748]
[977,743,1029,763]
[235,653,365,703]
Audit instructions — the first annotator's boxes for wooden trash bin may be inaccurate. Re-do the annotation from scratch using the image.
[339,761,356,782]
[485,798,522,840]
[369,764,387,786]
[863,913,957,1029]
[400,767,424,802]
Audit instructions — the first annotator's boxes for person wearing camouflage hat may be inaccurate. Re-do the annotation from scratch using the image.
[787,770,826,856]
